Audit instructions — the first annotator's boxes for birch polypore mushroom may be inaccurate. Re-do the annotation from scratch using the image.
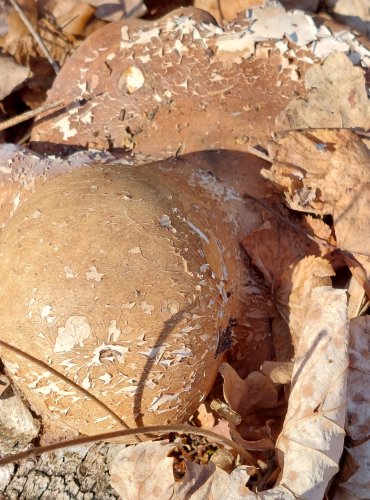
[0,160,249,436]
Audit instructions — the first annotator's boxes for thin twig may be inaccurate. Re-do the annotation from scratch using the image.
[0,340,138,439]
[8,0,59,74]
[0,423,257,467]
[0,99,64,133]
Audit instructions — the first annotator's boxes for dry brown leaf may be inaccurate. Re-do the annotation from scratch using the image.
[277,256,335,350]
[348,268,367,319]
[52,1,95,37]
[0,55,29,100]
[263,129,370,216]
[271,316,293,362]
[219,363,279,419]
[194,403,216,429]
[0,0,89,69]
[242,209,330,292]
[263,129,370,292]
[260,361,293,384]
[278,52,370,130]
[109,439,257,499]
[276,286,348,499]
[175,462,253,499]
[110,440,177,499]
[219,362,284,453]
[230,425,276,451]
[109,439,296,499]
[333,183,370,290]
[242,198,335,350]
[194,0,264,22]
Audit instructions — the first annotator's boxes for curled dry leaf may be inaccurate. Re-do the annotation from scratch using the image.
[242,205,332,291]
[0,55,29,101]
[242,195,335,351]
[276,287,348,500]
[263,129,370,295]
[219,362,279,419]
[263,129,370,216]
[260,361,293,385]
[218,362,281,452]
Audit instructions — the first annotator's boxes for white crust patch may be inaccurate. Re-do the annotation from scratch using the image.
[53,116,77,140]
[108,320,121,342]
[64,266,78,279]
[86,265,104,282]
[54,316,91,353]
[119,66,145,94]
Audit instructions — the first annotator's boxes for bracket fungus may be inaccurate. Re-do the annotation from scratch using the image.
[0,146,269,436]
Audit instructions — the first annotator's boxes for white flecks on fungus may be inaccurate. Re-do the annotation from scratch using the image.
[85,265,104,282]
[54,316,92,353]
[118,66,145,94]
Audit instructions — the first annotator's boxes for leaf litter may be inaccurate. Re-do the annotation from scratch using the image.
[1,1,370,498]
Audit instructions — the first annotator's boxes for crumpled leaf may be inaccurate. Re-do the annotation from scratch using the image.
[276,286,348,500]
[263,129,370,216]
[174,461,253,500]
[219,363,279,419]
[109,439,295,499]
[333,182,370,290]
[260,361,293,384]
[0,55,29,100]
[242,207,332,290]
[219,362,281,452]
[278,52,370,130]
[262,129,370,292]
[242,197,335,350]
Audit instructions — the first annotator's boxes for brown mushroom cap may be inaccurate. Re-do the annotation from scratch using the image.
[0,162,247,435]
[30,7,309,156]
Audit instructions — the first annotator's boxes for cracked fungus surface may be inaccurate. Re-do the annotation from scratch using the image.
[0,164,242,435]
